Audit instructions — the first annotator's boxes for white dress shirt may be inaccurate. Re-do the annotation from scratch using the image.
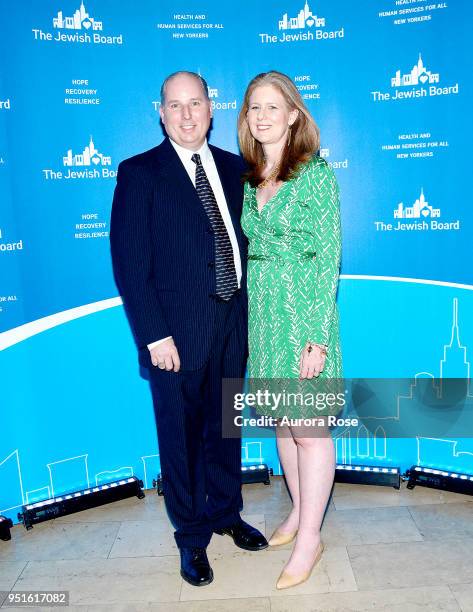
[148,138,243,351]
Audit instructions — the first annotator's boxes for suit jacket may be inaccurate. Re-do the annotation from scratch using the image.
[109,136,248,371]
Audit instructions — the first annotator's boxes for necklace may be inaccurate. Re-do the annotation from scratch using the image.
[257,162,280,190]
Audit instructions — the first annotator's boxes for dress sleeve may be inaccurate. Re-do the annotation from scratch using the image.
[307,160,342,346]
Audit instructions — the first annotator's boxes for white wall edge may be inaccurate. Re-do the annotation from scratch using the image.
[1,275,472,351]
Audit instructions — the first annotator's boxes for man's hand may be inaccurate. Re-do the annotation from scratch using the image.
[149,338,181,372]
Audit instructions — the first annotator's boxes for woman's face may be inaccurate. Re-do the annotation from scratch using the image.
[246,84,298,148]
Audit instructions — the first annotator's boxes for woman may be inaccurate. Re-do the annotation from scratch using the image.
[238,71,343,589]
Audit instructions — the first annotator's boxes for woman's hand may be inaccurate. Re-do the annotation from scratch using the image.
[299,343,326,379]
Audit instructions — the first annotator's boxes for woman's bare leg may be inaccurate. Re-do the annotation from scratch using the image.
[274,420,301,532]
[282,423,334,575]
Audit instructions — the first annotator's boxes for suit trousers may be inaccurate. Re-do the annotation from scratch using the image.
[149,290,246,549]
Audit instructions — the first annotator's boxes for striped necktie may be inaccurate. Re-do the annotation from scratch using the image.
[191,153,238,301]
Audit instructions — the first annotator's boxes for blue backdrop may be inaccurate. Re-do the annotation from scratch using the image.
[1,0,472,523]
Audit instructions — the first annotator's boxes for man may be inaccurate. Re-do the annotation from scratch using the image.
[109,71,267,587]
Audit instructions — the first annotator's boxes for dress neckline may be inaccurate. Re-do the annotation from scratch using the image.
[252,180,289,215]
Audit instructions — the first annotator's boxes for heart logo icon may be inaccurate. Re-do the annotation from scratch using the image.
[419,73,428,84]
[91,155,101,165]
[421,208,429,217]
[82,19,91,29]
[306,18,314,27]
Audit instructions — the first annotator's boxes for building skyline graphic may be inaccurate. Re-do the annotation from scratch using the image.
[391,53,440,87]
[440,298,470,388]
[394,187,440,220]
[334,297,471,465]
[1,300,471,515]
[0,449,25,513]
[63,136,111,167]
[0,441,266,515]
[417,437,473,472]
[241,441,263,464]
[361,297,471,424]
[95,466,133,485]
[279,1,325,30]
[53,0,103,31]
[196,68,218,99]
[140,454,160,490]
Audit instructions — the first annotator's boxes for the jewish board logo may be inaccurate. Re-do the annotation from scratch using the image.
[371,54,459,102]
[374,188,460,232]
[259,1,344,44]
[33,1,123,45]
[320,147,348,170]
[208,86,237,111]
[42,137,117,180]
[0,227,23,253]
[53,1,102,30]
[391,53,439,87]
[152,83,236,112]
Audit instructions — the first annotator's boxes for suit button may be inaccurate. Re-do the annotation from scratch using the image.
[208,262,215,269]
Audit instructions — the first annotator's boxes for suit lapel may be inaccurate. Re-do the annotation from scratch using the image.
[152,139,245,247]
[152,138,212,229]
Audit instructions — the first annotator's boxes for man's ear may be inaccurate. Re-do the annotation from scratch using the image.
[159,105,165,123]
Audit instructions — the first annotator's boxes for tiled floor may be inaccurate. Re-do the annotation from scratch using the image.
[1,477,472,611]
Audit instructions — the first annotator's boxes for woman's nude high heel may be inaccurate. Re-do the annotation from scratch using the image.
[268,527,298,547]
[276,541,324,590]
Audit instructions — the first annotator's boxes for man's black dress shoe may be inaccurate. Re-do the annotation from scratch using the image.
[215,519,268,551]
[180,547,214,586]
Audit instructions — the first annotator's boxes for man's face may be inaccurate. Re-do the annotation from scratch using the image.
[160,74,212,150]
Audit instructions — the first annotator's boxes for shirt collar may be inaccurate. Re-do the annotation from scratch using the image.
[169,137,211,165]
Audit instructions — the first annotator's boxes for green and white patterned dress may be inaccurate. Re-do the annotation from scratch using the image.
[241,156,343,418]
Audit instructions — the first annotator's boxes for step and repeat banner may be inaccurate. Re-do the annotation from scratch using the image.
[1,1,472,523]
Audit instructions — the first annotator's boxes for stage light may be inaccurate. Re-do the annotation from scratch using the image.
[241,463,271,485]
[154,463,272,495]
[335,463,401,488]
[407,466,473,496]
[0,516,13,541]
[154,474,164,496]
[18,476,145,529]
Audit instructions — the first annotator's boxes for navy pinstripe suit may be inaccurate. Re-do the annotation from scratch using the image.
[110,137,248,548]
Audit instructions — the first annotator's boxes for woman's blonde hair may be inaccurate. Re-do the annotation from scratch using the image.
[238,70,320,186]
